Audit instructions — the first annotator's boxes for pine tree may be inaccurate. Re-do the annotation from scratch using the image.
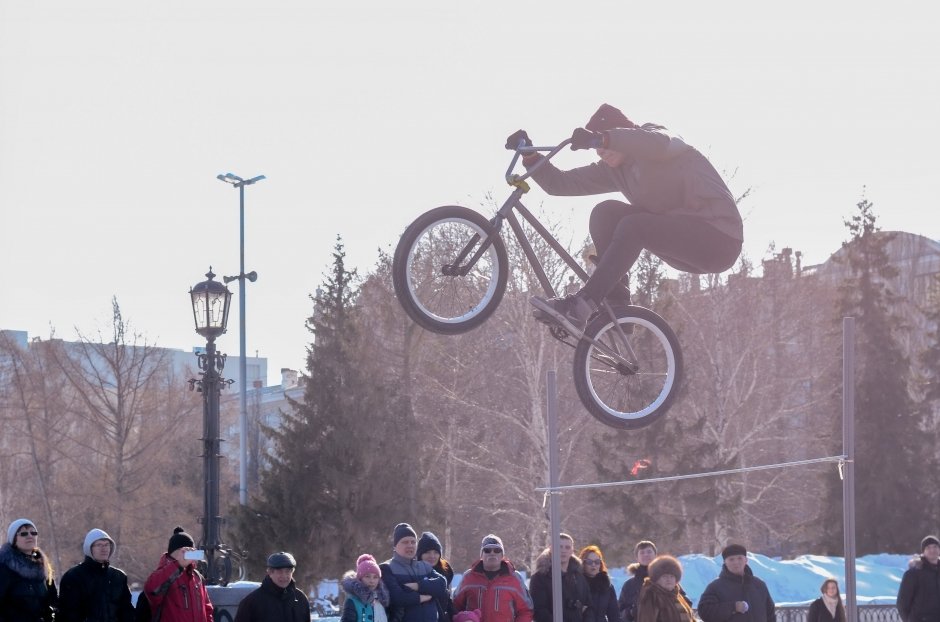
[233,237,416,583]
[832,198,927,553]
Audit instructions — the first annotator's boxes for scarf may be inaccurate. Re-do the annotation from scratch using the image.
[637,580,693,622]
[822,594,839,619]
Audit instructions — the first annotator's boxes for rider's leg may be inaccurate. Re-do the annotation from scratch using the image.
[588,200,636,305]
[581,212,742,304]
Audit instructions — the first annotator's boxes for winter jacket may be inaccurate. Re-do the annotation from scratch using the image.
[897,555,940,622]
[142,554,212,622]
[584,572,619,622]
[341,571,390,622]
[526,124,743,242]
[381,554,449,622]
[618,564,647,622]
[636,581,694,622]
[529,552,592,622]
[58,556,134,622]
[806,597,845,622]
[453,559,533,622]
[697,564,774,622]
[233,575,310,622]
[0,542,58,622]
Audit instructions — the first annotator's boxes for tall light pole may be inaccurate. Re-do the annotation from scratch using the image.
[216,172,265,506]
[188,269,234,585]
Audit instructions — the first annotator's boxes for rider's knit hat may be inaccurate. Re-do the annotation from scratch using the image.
[586,104,636,132]
[922,535,940,551]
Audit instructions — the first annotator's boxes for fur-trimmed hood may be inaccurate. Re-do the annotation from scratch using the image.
[342,570,390,607]
[627,563,648,578]
[0,542,54,583]
[535,548,583,575]
[908,555,940,571]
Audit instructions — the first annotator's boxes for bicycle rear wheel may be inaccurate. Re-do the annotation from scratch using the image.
[573,306,682,429]
[393,205,508,335]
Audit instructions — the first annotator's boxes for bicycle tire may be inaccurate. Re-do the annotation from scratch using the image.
[393,205,509,335]
[573,306,683,429]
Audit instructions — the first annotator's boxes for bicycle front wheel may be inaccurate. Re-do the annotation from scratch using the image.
[393,205,508,335]
[573,306,683,429]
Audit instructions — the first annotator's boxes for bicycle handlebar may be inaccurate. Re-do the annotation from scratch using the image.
[505,138,573,185]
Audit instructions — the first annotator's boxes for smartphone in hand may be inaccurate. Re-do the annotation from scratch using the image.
[184,550,206,561]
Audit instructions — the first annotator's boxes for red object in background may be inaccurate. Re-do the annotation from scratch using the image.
[630,459,651,476]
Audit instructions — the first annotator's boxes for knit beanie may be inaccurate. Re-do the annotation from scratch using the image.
[83,528,116,558]
[6,519,35,545]
[393,523,417,545]
[721,543,747,559]
[417,532,443,559]
[480,534,504,554]
[648,555,683,583]
[454,610,482,622]
[922,536,940,551]
[585,104,636,132]
[167,526,195,554]
[357,554,382,579]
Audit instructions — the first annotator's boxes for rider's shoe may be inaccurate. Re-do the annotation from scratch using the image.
[530,294,597,339]
[605,286,631,308]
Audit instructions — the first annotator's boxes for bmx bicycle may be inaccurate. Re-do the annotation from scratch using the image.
[391,135,682,429]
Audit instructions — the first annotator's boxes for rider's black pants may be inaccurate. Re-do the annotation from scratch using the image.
[581,200,742,304]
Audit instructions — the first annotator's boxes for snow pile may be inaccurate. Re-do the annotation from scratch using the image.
[606,553,909,607]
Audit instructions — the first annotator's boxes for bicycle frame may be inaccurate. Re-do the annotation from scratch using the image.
[450,138,642,371]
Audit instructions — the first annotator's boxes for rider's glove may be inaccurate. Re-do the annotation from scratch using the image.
[570,127,607,151]
[505,129,532,151]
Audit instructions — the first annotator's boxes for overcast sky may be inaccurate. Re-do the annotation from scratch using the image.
[2,1,938,384]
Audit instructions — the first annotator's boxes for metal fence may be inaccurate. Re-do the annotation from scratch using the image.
[774,606,900,622]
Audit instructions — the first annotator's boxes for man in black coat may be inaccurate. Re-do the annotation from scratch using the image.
[234,552,310,622]
[530,534,592,622]
[617,541,657,622]
[698,544,774,622]
[58,528,134,622]
[897,535,940,622]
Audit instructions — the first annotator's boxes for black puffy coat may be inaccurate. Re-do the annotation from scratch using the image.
[697,564,774,622]
[806,598,845,622]
[58,557,134,622]
[897,556,940,622]
[233,576,310,622]
[584,572,619,622]
[0,543,59,622]
[617,565,647,622]
[529,552,592,622]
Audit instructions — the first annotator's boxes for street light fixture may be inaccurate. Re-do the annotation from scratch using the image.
[216,171,265,506]
[188,268,235,585]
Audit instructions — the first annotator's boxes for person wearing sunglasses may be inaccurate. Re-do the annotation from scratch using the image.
[579,546,619,622]
[0,518,59,622]
[58,528,134,622]
[453,534,533,622]
[530,533,592,622]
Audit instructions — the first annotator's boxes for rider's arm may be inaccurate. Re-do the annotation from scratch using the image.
[524,158,619,197]
[606,126,691,161]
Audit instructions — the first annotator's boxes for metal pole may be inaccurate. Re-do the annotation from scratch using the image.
[201,338,223,583]
[238,184,248,506]
[546,371,563,622]
[843,317,857,622]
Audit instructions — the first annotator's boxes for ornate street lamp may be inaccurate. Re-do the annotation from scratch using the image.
[188,269,235,585]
